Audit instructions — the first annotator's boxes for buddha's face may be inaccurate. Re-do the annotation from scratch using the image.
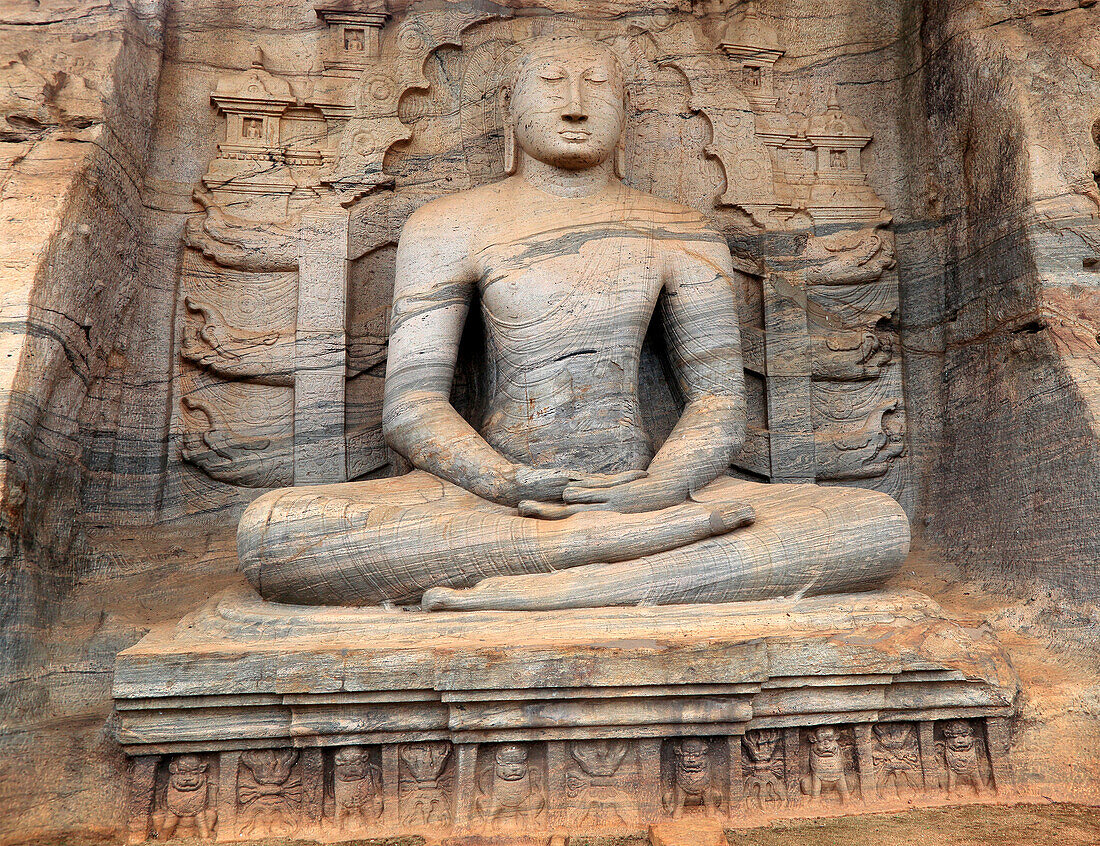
[507,38,625,171]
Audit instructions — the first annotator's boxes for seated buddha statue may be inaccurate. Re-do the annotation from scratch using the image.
[236,35,910,611]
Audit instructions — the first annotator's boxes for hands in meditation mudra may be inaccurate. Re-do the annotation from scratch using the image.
[236,36,909,611]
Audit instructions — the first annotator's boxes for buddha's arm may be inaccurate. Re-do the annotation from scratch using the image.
[382,209,578,507]
[646,233,747,493]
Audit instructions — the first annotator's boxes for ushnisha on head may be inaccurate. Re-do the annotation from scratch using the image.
[502,35,626,175]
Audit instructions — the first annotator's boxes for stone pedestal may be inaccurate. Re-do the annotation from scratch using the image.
[112,588,1017,842]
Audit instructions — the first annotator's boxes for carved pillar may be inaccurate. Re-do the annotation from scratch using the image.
[380,744,399,829]
[726,735,743,818]
[215,751,240,841]
[545,740,569,829]
[295,208,349,483]
[125,755,158,845]
[452,742,479,829]
[765,270,815,482]
[853,723,875,802]
[636,738,663,823]
[984,717,1014,795]
[917,721,940,794]
[782,728,802,805]
[300,748,324,830]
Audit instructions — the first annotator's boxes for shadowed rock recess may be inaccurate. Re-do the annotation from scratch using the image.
[2,0,1100,844]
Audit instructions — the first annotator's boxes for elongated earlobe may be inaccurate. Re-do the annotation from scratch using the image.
[614,91,629,179]
[504,124,518,176]
[500,85,518,176]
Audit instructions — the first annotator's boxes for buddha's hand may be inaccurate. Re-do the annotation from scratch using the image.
[518,473,686,518]
[505,465,588,506]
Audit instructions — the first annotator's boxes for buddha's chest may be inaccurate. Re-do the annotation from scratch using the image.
[474,228,661,336]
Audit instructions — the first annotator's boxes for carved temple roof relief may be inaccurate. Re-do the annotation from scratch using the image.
[172,3,907,504]
[660,1,888,228]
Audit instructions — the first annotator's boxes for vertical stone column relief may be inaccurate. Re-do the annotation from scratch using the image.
[214,751,240,842]
[125,755,158,845]
[984,716,1014,795]
[294,208,349,483]
[764,270,815,483]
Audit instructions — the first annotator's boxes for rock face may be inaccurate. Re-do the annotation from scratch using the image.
[897,0,1100,597]
[0,0,1099,843]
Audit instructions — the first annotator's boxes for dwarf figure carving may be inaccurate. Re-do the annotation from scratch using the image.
[476,743,545,828]
[663,738,722,818]
[872,723,921,798]
[801,727,852,804]
[153,754,216,839]
[399,741,452,827]
[237,748,301,838]
[941,720,988,796]
[333,746,382,829]
[742,729,785,808]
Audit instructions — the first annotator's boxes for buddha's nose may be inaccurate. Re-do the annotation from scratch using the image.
[562,79,588,121]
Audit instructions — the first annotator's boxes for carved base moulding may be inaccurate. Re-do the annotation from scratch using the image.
[113,589,1018,842]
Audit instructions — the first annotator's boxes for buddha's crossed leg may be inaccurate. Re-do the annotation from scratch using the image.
[421,477,910,611]
[237,471,908,609]
[237,470,755,606]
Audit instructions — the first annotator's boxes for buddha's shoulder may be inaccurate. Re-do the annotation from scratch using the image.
[616,186,719,234]
[402,182,513,235]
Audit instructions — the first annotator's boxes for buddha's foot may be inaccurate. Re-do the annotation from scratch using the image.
[421,584,492,611]
[699,498,755,533]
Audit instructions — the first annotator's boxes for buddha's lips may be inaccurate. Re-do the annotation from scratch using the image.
[559,129,590,141]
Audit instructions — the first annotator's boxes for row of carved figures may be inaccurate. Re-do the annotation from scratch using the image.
[129,717,1009,842]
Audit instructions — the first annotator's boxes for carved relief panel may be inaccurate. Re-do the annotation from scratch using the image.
[474,742,548,829]
[124,716,1013,842]
[560,739,638,829]
[397,740,454,827]
[236,748,304,838]
[330,745,383,831]
[798,725,858,805]
[741,728,786,809]
[172,0,908,510]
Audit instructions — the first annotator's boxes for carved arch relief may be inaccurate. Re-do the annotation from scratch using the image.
[174,3,907,507]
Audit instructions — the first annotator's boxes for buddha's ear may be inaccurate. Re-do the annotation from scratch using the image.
[614,87,629,180]
[500,85,518,176]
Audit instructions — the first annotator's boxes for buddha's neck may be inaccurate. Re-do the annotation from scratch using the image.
[516,154,614,199]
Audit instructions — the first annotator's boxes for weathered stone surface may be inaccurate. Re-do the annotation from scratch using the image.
[110,588,1018,839]
[2,0,1100,842]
